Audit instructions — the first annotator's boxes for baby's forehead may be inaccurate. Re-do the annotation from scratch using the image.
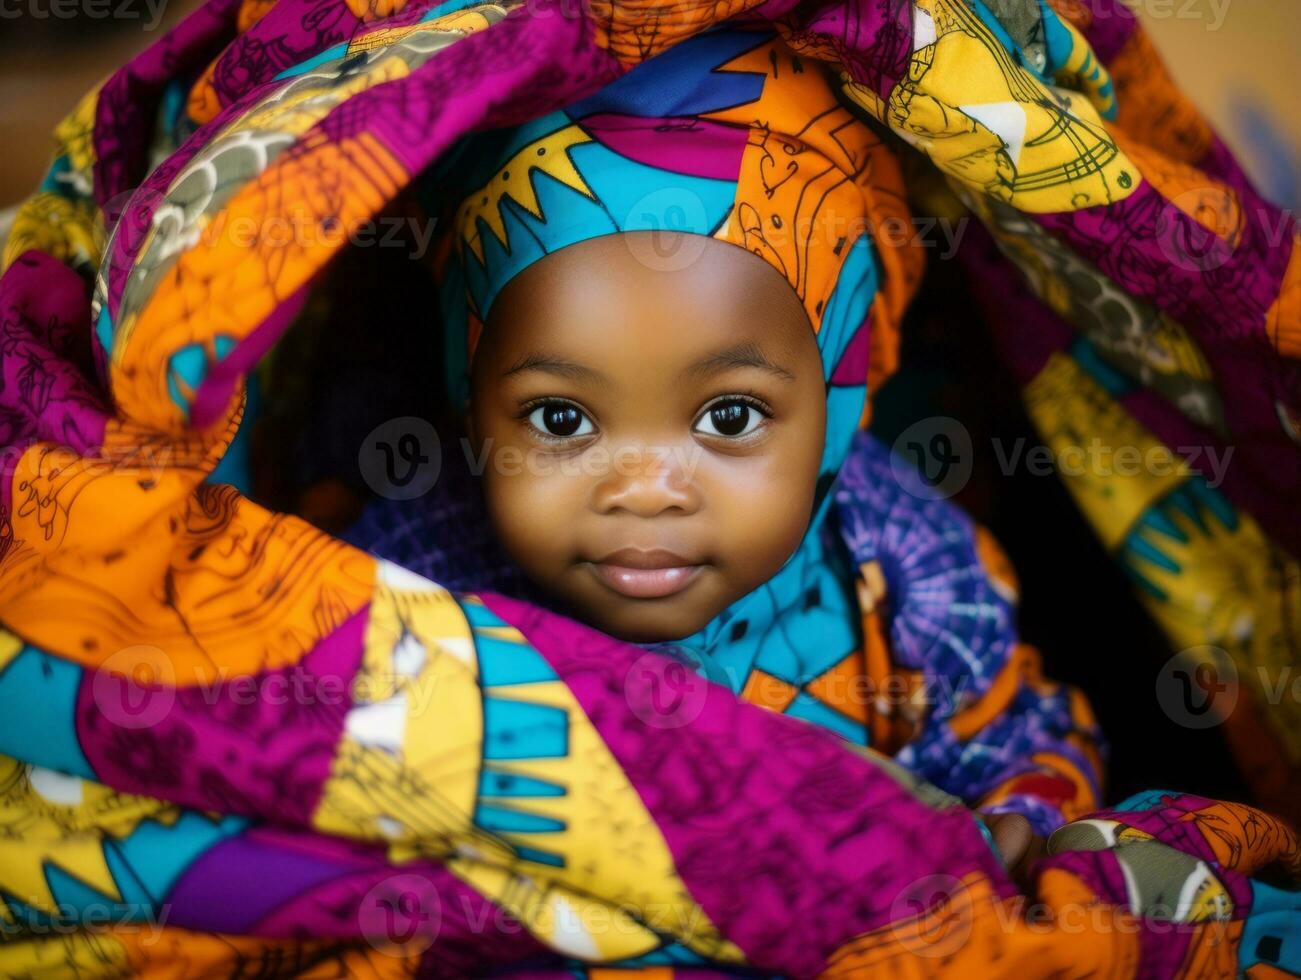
[474,233,816,372]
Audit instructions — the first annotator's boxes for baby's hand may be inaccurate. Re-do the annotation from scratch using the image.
[983,812,1047,888]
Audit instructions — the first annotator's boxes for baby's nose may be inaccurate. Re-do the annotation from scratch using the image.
[589,445,701,517]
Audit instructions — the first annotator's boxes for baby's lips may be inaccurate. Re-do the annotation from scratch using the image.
[588,561,704,600]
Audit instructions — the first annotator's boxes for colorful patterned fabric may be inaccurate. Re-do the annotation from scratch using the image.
[0,0,1297,976]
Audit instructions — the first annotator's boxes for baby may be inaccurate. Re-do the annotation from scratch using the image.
[428,23,884,653]
[358,24,1098,877]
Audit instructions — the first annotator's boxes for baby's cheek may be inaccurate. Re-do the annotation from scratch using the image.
[701,453,812,583]
[482,459,584,571]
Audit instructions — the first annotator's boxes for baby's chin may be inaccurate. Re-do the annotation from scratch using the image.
[559,594,723,644]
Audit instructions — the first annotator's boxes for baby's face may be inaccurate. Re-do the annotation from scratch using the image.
[468,233,826,642]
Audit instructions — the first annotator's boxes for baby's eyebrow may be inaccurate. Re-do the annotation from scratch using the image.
[685,342,796,382]
[503,352,610,385]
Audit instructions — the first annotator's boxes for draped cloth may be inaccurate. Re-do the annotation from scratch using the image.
[0,0,1298,976]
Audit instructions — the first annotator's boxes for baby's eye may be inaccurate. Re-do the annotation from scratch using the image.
[527,401,595,439]
[693,399,766,438]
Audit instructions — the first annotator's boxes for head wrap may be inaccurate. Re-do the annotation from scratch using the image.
[431,25,907,686]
